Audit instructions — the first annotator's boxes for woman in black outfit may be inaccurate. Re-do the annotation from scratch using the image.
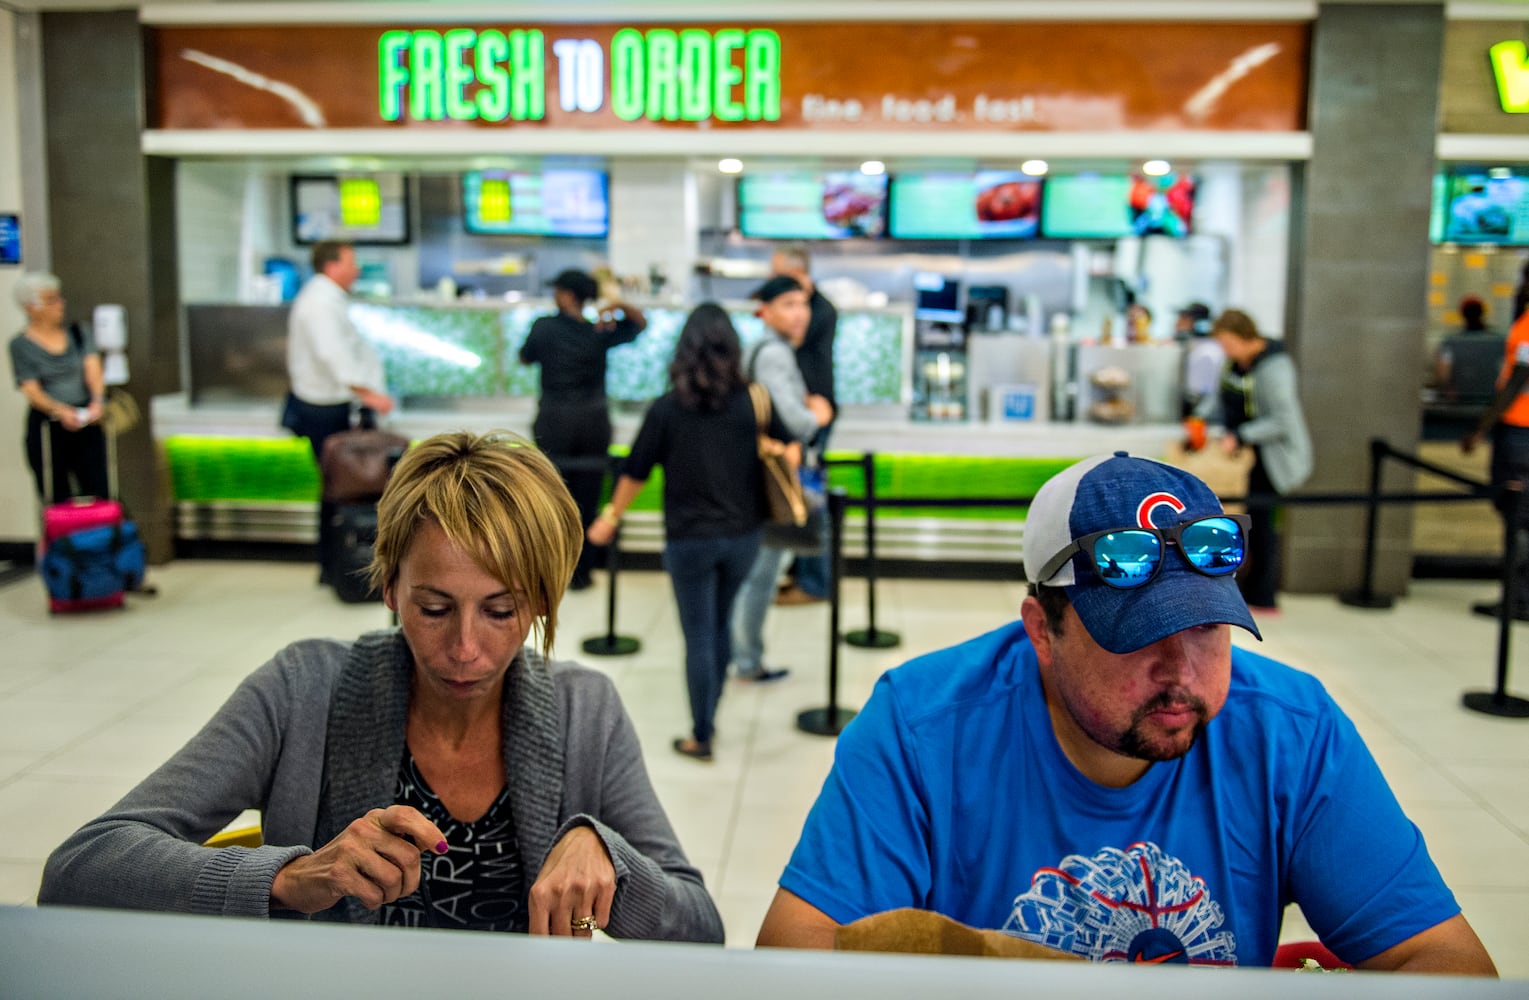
[587,304,794,762]
[519,269,645,589]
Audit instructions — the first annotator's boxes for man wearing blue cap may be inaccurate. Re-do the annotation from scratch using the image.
[757,453,1495,974]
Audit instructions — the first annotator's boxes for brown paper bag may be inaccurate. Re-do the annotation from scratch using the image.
[835,908,1080,961]
[1161,440,1254,512]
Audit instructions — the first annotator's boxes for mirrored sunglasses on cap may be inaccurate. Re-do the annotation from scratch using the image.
[1036,514,1251,590]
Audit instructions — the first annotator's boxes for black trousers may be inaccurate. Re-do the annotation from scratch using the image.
[1490,423,1529,610]
[1242,455,1281,608]
[534,398,612,585]
[287,397,355,575]
[26,408,109,504]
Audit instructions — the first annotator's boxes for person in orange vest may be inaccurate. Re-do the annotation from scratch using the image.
[1462,300,1529,620]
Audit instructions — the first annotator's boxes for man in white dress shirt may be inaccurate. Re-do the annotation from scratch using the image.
[284,240,394,581]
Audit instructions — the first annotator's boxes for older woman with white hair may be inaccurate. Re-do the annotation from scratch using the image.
[8,271,109,502]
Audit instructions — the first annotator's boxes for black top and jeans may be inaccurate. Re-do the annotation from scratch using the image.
[622,387,790,748]
[520,311,643,588]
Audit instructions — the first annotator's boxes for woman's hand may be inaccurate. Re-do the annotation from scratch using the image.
[85,399,104,424]
[527,825,616,937]
[586,518,616,547]
[269,805,447,914]
[1220,432,1241,456]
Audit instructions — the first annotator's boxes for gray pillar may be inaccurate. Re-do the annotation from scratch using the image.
[1284,4,1443,595]
[41,11,178,563]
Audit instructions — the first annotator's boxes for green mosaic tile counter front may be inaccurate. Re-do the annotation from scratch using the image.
[164,436,1078,521]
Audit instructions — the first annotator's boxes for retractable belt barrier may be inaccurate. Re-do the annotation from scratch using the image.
[597,440,1528,732]
[572,453,640,657]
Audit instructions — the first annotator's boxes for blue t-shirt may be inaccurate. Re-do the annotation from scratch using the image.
[779,621,1457,967]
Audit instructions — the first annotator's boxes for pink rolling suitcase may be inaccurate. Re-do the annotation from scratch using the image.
[36,416,136,613]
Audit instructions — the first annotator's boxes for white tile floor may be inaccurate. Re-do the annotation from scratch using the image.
[1,562,1526,974]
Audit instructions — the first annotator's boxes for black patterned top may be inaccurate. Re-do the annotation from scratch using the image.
[379,751,527,932]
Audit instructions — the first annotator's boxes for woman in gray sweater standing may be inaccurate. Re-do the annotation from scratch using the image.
[40,431,723,943]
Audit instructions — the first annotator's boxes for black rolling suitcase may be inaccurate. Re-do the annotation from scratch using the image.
[319,430,408,603]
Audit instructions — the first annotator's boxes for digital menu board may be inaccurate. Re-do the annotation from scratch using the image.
[1041,172,1196,239]
[1439,167,1529,245]
[0,214,18,265]
[291,174,411,245]
[889,172,1041,239]
[737,171,887,240]
[463,168,610,238]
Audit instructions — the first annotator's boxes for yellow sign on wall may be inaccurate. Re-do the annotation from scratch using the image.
[1489,40,1529,113]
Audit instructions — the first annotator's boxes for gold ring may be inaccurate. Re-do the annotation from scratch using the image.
[571,915,600,932]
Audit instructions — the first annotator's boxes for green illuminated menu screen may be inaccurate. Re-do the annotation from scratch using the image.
[463,169,609,237]
[1440,168,1529,246]
[291,174,410,245]
[1041,173,1196,239]
[1040,174,1135,239]
[890,172,1041,239]
[738,172,886,240]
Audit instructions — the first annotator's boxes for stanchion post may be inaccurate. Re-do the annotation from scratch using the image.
[1339,437,1395,610]
[1464,481,1529,718]
[798,489,858,736]
[581,457,641,657]
[845,451,901,650]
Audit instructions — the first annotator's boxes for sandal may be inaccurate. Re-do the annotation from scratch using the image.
[672,737,713,762]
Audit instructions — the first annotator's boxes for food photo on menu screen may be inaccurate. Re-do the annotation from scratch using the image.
[1128,172,1196,238]
[889,172,1041,239]
[1441,167,1529,245]
[738,171,887,240]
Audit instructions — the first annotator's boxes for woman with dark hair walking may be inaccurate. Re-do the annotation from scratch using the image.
[588,304,795,762]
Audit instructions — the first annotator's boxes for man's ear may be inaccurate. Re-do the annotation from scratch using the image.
[1019,595,1053,666]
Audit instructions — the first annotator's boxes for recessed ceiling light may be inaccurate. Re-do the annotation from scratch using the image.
[1020,159,1049,176]
[860,160,886,176]
[1142,159,1172,177]
[718,158,743,174]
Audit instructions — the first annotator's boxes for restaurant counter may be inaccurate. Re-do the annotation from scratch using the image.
[3,906,1519,1000]
[153,394,1181,564]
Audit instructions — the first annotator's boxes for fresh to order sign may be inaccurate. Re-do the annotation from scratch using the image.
[378,28,780,123]
[149,21,1308,132]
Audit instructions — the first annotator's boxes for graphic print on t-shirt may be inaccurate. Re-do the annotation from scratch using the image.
[1001,842,1236,965]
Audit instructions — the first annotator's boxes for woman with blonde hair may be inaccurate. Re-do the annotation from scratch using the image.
[41,430,723,942]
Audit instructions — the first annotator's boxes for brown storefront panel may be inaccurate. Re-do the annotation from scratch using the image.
[1441,19,1529,134]
[149,21,1308,132]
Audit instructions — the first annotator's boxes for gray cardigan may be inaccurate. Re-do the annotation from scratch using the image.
[1196,347,1314,495]
[38,631,724,943]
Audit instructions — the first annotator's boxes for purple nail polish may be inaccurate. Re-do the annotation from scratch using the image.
[435,840,449,854]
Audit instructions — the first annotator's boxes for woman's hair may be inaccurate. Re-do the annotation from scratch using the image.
[369,431,581,657]
[669,302,745,412]
[1212,308,1260,341]
[14,272,61,310]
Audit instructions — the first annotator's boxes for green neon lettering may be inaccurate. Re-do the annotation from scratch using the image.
[1490,40,1529,113]
[744,30,781,121]
[611,28,645,121]
[444,29,477,121]
[378,31,410,122]
[476,30,510,122]
[409,31,444,120]
[510,29,545,121]
[713,29,744,122]
[677,29,711,121]
[645,29,680,121]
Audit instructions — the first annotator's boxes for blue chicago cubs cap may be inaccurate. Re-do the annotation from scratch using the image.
[1022,451,1261,654]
